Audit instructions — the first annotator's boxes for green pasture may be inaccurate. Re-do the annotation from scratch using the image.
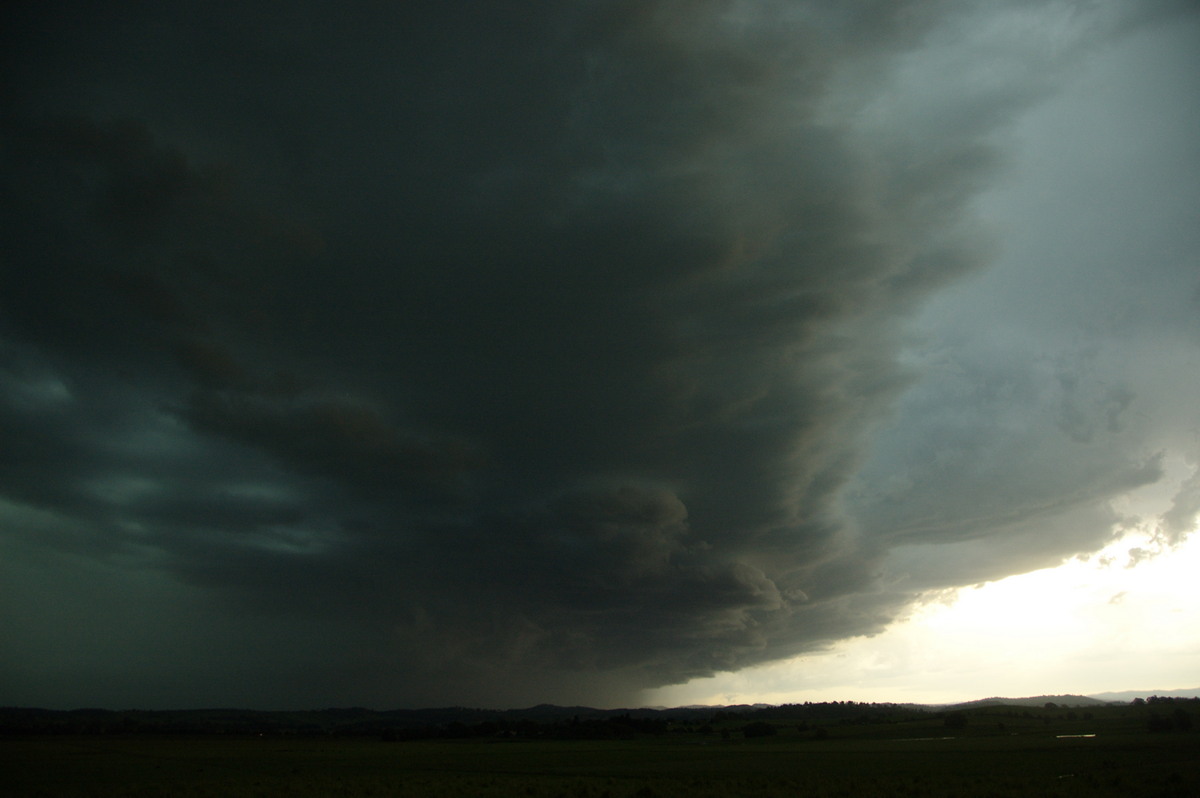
[4,730,1198,798]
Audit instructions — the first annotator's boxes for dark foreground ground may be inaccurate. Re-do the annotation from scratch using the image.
[4,728,1198,798]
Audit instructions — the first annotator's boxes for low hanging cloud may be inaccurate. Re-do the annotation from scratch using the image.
[2,0,1198,709]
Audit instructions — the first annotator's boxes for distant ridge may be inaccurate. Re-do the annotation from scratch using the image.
[1087,687,1200,702]
[945,694,1106,709]
[7,690,1196,725]
[940,689,1200,709]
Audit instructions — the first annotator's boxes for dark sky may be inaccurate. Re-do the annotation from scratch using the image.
[2,1,1198,710]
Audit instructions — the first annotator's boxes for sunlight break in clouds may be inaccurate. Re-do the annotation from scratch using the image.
[646,501,1200,707]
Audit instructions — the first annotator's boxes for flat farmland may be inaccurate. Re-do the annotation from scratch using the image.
[4,731,1198,797]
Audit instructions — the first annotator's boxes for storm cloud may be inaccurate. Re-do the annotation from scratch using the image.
[2,1,1198,709]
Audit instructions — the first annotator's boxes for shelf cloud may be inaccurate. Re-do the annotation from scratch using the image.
[2,0,1198,709]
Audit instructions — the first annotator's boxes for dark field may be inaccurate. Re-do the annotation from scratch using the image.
[5,726,1198,798]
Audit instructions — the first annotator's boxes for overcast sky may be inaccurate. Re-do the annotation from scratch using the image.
[2,0,1198,711]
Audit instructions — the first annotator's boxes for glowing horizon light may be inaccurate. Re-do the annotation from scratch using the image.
[644,526,1200,707]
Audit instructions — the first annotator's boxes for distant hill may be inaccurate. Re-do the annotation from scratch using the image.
[945,695,1107,709]
[7,689,1196,736]
[1087,687,1200,702]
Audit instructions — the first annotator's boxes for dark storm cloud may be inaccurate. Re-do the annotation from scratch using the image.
[2,1,1198,709]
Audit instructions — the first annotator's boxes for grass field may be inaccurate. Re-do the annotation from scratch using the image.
[4,728,1198,797]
